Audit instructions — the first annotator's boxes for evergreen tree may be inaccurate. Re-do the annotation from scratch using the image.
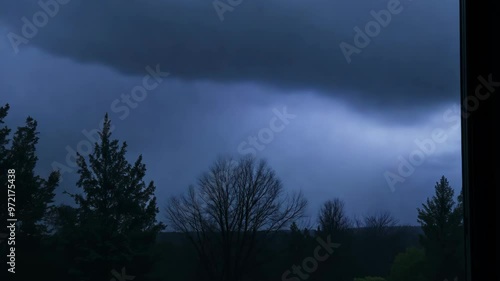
[63,114,165,281]
[0,104,60,280]
[417,176,464,281]
[0,104,59,238]
[0,104,10,168]
[9,116,60,238]
[0,104,10,278]
[0,104,11,228]
[289,221,307,261]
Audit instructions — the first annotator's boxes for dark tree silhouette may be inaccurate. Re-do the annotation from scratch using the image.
[1,104,60,238]
[165,157,307,281]
[318,198,351,235]
[0,104,10,170]
[61,114,165,281]
[417,176,464,281]
[363,211,399,236]
[9,116,60,238]
[355,211,403,277]
[0,104,12,229]
[288,221,310,261]
[0,104,60,280]
[0,104,467,281]
[315,198,355,281]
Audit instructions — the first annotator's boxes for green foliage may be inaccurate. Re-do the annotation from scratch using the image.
[388,247,428,281]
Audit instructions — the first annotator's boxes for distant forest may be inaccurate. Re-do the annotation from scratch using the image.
[0,104,465,281]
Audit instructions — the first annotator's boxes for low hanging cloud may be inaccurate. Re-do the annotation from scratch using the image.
[0,0,459,118]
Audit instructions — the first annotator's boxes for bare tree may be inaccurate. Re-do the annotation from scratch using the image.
[165,157,307,281]
[352,213,365,229]
[363,211,399,235]
[318,198,351,235]
[364,211,398,228]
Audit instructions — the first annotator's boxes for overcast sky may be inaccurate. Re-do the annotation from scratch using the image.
[0,0,461,225]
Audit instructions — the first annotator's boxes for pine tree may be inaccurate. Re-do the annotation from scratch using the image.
[289,221,305,259]
[417,176,463,281]
[0,104,59,239]
[9,116,60,238]
[0,104,10,167]
[0,104,11,228]
[64,114,165,281]
[0,104,60,280]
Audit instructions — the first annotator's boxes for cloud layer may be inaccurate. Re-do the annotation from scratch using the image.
[1,0,459,118]
[0,0,461,225]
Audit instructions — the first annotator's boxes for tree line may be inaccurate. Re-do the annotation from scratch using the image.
[0,104,465,281]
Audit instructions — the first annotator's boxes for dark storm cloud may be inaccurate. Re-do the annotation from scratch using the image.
[0,0,462,225]
[0,44,462,224]
[0,0,459,115]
